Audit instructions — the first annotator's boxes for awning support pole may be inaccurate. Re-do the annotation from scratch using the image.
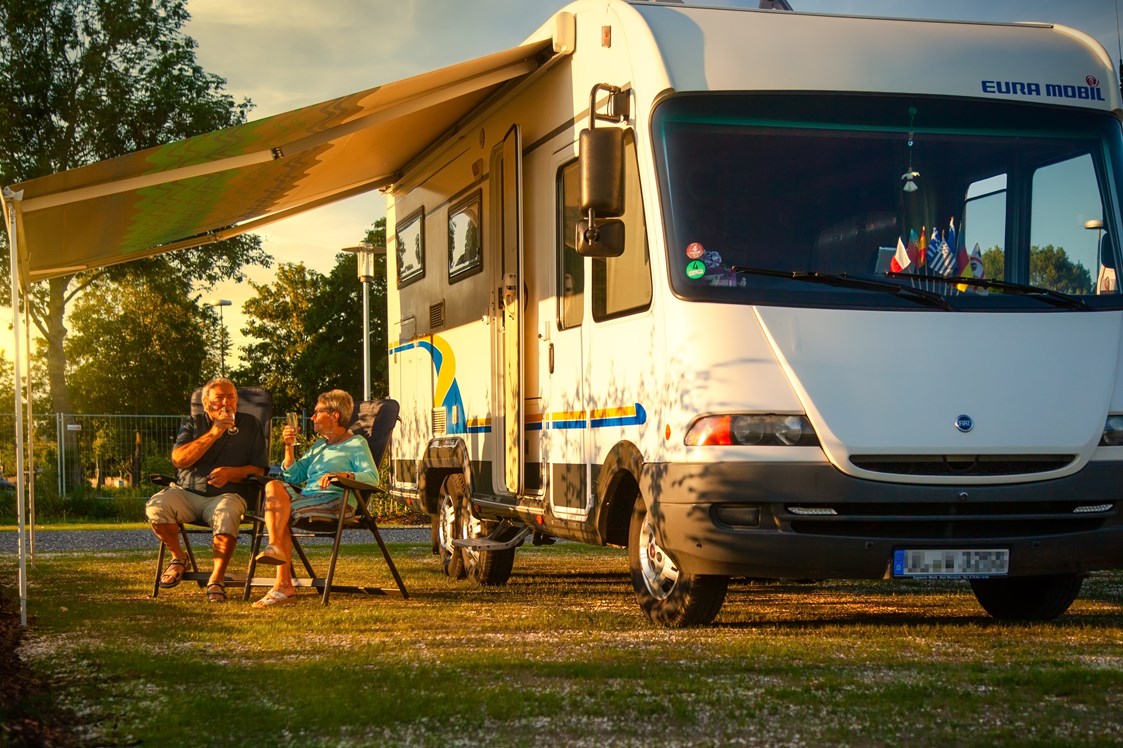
[3,186,28,628]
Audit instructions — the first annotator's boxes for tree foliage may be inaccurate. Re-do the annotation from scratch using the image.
[0,0,269,413]
[236,220,389,414]
[1030,245,1092,295]
[236,262,320,414]
[64,264,213,413]
[981,246,1004,283]
[980,245,1091,295]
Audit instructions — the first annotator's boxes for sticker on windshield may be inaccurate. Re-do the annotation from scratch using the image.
[685,260,706,279]
[685,242,705,260]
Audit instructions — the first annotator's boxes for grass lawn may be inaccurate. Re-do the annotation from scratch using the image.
[3,541,1123,747]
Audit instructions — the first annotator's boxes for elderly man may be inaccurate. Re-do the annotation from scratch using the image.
[146,377,268,603]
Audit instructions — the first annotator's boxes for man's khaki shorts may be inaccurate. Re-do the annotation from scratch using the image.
[145,485,247,537]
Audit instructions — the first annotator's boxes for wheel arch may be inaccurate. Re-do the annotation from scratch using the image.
[417,437,472,515]
[595,440,645,548]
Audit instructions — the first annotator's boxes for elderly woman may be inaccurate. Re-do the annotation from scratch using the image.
[252,389,379,607]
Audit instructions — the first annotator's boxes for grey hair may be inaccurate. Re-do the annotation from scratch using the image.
[317,389,354,427]
[202,377,236,405]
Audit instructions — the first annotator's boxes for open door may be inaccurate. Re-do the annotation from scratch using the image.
[493,126,524,495]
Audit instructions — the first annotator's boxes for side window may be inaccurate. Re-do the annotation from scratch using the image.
[448,191,483,282]
[557,161,584,329]
[592,132,651,321]
[963,175,1006,282]
[396,210,425,287]
[1030,154,1100,295]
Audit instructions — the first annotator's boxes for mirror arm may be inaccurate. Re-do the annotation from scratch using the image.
[588,83,626,129]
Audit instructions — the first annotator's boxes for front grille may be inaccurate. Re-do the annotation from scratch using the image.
[783,500,1114,539]
[849,454,1074,477]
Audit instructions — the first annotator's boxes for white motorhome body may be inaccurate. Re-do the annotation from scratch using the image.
[387,0,1123,625]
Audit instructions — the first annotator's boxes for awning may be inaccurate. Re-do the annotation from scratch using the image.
[2,35,557,285]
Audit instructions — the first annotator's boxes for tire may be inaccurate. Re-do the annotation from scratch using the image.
[445,473,515,586]
[437,475,466,579]
[627,497,728,627]
[969,573,1084,621]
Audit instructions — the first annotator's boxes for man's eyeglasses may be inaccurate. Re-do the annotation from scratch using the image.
[313,407,334,415]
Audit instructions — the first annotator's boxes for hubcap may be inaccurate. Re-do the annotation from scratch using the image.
[638,513,679,600]
[438,494,456,559]
[457,504,483,576]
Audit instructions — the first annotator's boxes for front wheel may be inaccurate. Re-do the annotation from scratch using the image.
[628,497,728,627]
[969,573,1084,621]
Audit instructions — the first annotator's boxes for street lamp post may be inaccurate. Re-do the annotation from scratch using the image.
[208,299,232,376]
[340,242,384,400]
[1085,219,1112,293]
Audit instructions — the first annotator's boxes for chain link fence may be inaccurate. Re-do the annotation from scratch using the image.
[0,413,416,522]
[0,414,302,496]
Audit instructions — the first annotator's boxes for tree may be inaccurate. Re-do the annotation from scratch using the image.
[236,219,389,413]
[1030,244,1092,295]
[300,219,389,400]
[236,262,320,414]
[980,245,1091,295]
[64,264,214,413]
[0,0,270,414]
[296,252,364,402]
[981,246,1004,282]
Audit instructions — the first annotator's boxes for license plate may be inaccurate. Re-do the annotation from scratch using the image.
[892,549,1009,579]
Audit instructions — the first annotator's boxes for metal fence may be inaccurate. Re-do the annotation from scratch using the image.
[0,414,304,496]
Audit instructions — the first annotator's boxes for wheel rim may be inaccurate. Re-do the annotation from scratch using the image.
[637,511,679,601]
[437,493,456,561]
[457,503,483,576]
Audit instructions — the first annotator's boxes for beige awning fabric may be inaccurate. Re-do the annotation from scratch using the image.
[2,37,554,285]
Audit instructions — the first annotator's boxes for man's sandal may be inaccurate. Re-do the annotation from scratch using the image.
[205,582,227,604]
[159,558,187,589]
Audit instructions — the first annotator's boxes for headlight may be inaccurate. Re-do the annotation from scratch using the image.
[685,414,819,447]
[1100,415,1123,446]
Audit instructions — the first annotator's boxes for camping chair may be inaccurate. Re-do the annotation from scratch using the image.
[244,398,407,604]
[150,386,272,598]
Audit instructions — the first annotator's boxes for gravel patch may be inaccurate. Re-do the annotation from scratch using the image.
[0,526,430,553]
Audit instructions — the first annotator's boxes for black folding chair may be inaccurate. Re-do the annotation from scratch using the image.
[150,386,272,598]
[245,398,407,604]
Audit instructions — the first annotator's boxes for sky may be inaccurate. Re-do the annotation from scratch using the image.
[9,0,1120,371]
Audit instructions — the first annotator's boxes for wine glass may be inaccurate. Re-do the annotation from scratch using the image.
[225,407,239,435]
[285,412,304,447]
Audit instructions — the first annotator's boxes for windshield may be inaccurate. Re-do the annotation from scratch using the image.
[653,93,1123,311]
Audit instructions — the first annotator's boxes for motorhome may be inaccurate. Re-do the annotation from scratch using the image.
[385,0,1123,626]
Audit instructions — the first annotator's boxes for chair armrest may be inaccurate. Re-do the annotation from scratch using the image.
[330,475,380,493]
[150,474,174,487]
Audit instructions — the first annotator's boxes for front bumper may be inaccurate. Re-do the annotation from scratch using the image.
[639,461,1123,578]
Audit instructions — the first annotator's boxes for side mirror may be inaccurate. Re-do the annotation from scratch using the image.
[577,127,626,257]
[1101,233,1116,270]
[579,128,624,217]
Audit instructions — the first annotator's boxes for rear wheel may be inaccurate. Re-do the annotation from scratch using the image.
[436,476,466,579]
[969,573,1084,621]
[628,497,728,627]
[440,473,514,586]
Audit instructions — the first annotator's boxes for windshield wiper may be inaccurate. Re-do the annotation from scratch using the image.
[887,272,1090,310]
[730,266,952,310]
